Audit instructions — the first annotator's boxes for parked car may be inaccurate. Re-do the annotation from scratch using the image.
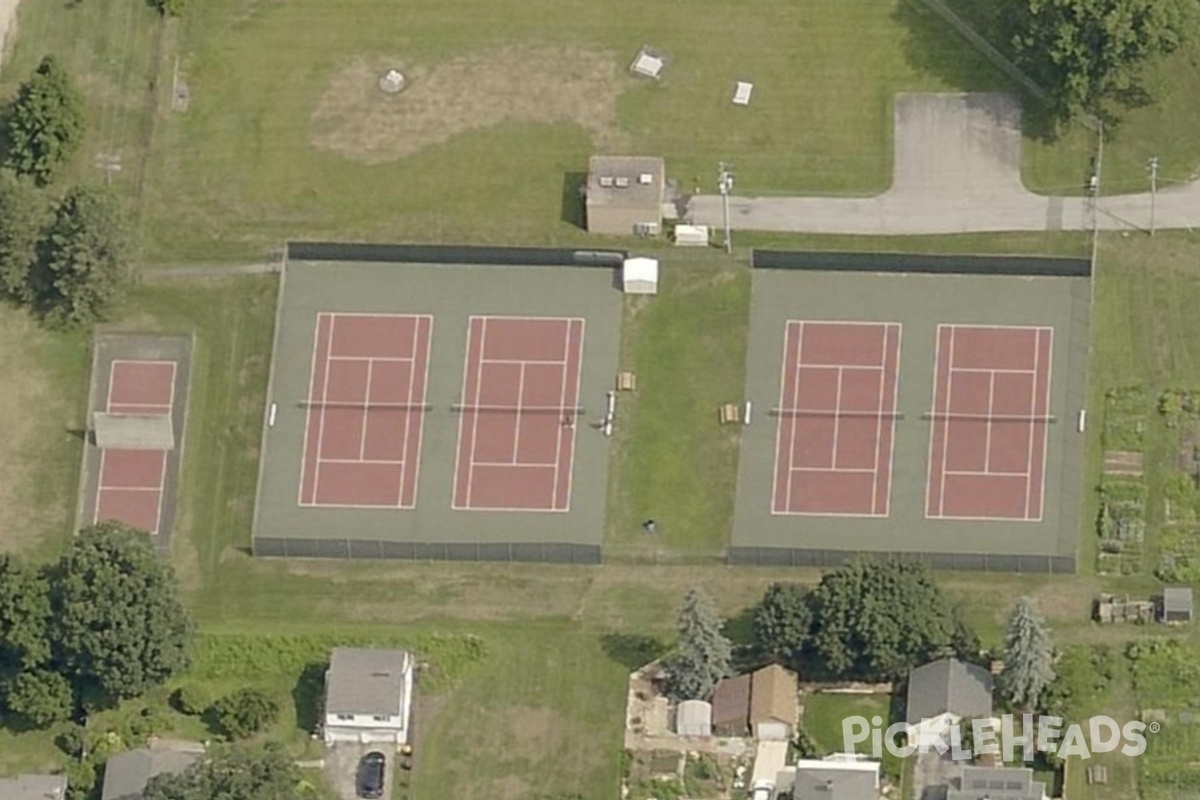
[357,751,386,799]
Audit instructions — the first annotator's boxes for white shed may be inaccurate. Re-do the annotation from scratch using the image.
[622,257,659,295]
[675,699,713,737]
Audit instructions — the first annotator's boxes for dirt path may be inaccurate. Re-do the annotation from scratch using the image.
[0,0,20,75]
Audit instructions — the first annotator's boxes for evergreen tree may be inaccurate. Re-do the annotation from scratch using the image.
[1001,597,1056,711]
[664,588,732,701]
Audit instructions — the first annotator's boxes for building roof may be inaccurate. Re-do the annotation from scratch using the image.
[586,155,665,210]
[906,658,994,725]
[1163,587,1194,615]
[675,699,713,736]
[710,673,751,730]
[0,775,67,800]
[947,765,1045,800]
[325,647,411,716]
[787,761,880,800]
[101,748,201,800]
[749,664,799,726]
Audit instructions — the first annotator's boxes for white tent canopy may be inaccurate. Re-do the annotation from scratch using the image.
[622,257,659,295]
[675,699,713,737]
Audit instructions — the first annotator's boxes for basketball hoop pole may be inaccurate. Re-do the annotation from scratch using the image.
[718,162,734,255]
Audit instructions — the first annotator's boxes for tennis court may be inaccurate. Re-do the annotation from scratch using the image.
[252,249,620,562]
[94,360,177,533]
[299,313,432,508]
[453,316,584,512]
[733,252,1090,573]
[772,321,901,517]
[926,324,1053,521]
[77,334,193,554]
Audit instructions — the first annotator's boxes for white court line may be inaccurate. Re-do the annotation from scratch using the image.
[511,364,527,464]
[829,366,846,470]
[92,448,107,524]
[406,315,434,510]
[297,314,326,505]
[870,330,887,514]
[1023,333,1039,518]
[983,372,996,472]
[790,466,877,473]
[1032,327,1055,521]
[551,322,570,511]
[319,458,405,465]
[950,366,1037,375]
[559,318,586,513]
[108,360,177,410]
[325,355,415,364]
[449,317,478,510]
[784,322,806,512]
[472,461,560,468]
[358,359,374,461]
[150,451,168,535]
[478,357,571,367]
[944,469,1034,477]
[771,508,891,519]
[310,314,336,505]
[924,326,946,517]
[395,343,417,507]
[881,323,903,517]
[105,401,173,410]
[97,485,161,492]
[937,326,958,517]
[466,317,488,508]
[769,321,794,516]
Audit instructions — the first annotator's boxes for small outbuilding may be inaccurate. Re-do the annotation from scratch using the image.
[1162,587,1194,623]
[711,673,752,737]
[622,257,659,295]
[585,155,666,236]
[675,699,713,737]
[0,775,67,800]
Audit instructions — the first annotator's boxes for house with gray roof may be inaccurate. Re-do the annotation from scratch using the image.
[0,774,67,800]
[1161,587,1194,623]
[772,757,881,800]
[323,647,414,745]
[947,765,1047,800]
[906,658,994,748]
[100,745,202,800]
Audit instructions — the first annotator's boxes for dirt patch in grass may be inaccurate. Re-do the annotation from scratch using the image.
[310,46,627,163]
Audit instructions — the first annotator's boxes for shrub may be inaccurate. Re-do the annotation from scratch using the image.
[172,685,212,716]
[211,688,279,739]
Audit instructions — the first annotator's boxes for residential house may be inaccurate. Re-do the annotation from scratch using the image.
[774,756,881,800]
[101,745,203,800]
[905,658,994,748]
[947,765,1048,800]
[0,774,67,800]
[323,647,414,745]
[749,664,799,741]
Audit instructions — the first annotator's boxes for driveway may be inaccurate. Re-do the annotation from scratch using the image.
[911,749,961,800]
[324,744,394,800]
[686,92,1200,235]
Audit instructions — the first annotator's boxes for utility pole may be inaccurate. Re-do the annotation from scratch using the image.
[717,162,734,255]
[1147,156,1159,237]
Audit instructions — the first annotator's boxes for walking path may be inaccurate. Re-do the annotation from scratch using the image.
[687,93,1199,236]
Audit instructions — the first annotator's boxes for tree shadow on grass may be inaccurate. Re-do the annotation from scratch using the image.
[600,633,667,672]
[560,171,587,229]
[292,662,326,734]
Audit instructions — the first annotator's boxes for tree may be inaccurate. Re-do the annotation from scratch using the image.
[1000,596,1056,711]
[211,688,279,739]
[1009,0,1200,122]
[807,559,975,680]
[32,184,134,327]
[752,582,812,664]
[50,522,192,705]
[4,56,86,184]
[3,669,73,726]
[143,744,332,800]
[0,171,49,301]
[0,554,52,673]
[153,0,186,15]
[663,588,732,701]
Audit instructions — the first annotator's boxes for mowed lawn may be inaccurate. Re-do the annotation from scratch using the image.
[138,0,1015,260]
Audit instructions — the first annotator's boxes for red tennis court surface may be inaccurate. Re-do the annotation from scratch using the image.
[926,324,1053,521]
[299,313,432,508]
[453,316,584,511]
[94,360,175,534]
[771,321,901,516]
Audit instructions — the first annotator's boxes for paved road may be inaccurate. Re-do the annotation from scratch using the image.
[688,93,1200,235]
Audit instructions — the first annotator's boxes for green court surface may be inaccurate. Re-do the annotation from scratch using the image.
[252,259,621,562]
[733,260,1090,571]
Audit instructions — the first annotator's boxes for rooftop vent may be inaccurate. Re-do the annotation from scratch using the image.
[614,177,630,188]
[638,172,654,185]
[599,176,614,188]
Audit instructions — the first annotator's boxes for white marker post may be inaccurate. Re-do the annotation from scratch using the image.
[268,402,278,427]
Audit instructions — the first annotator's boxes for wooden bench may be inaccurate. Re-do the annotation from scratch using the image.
[719,403,740,424]
[616,371,637,392]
